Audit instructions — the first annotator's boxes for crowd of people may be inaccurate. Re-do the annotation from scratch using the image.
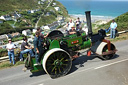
[66,17,82,34]
[6,27,48,66]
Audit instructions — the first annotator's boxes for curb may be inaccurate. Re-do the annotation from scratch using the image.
[0,56,9,63]
[106,30,128,37]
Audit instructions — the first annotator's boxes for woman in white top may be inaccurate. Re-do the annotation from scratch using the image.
[6,39,15,64]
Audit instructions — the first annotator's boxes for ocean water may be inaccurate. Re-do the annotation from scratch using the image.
[58,0,128,18]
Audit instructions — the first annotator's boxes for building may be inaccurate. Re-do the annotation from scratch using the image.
[28,9,40,14]
[22,29,31,36]
[48,21,59,30]
[52,3,56,6]
[45,12,51,16]
[57,16,65,25]
[50,9,55,13]
[0,35,7,45]
[27,10,35,14]
[11,12,21,21]
[43,26,50,30]
[0,19,4,24]
[6,34,12,39]
[41,0,46,2]
[10,32,20,38]
[32,29,37,33]
[0,15,12,21]
[54,7,60,11]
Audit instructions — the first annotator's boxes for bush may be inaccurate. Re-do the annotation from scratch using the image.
[0,49,8,57]
[98,12,128,31]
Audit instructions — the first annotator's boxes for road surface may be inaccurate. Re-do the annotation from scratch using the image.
[0,40,128,85]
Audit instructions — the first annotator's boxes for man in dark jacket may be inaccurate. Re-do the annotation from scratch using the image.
[33,31,44,66]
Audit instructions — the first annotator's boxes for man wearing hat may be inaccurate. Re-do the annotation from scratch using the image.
[69,24,76,35]
[6,39,15,64]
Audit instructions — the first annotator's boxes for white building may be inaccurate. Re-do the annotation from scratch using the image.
[0,15,12,21]
[38,1,41,4]
[41,0,46,2]
[52,3,56,6]
[43,26,50,30]
[32,29,37,33]
[54,7,60,11]
[22,29,31,36]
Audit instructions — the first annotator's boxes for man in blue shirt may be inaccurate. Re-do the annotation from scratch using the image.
[110,19,117,38]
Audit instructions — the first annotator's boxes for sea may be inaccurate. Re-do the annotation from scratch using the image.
[57,0,128,18]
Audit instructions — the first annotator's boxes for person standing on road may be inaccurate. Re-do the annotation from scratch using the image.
[6,39,15,65]
[110,19,117,38]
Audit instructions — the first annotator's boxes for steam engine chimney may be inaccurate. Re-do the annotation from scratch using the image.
[85,11,93,36]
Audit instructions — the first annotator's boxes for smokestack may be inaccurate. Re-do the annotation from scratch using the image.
[85,11,93,36]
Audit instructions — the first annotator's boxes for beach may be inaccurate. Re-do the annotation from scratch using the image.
[69,14,114,29]
[70,14,114,23]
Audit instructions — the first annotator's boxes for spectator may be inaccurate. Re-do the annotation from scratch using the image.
[20,36,34,61]
[6,39,15,64]
[69,24,76,35]
[110,19,117,38]
[75,17,81,31]
[33,31,44,66]
[82,23,88,35]
[66,19,75,32]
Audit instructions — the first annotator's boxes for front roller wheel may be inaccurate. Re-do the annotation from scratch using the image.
[102,43,116,60]
[43,48,72,79]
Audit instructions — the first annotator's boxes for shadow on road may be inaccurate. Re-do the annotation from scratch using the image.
[29,70,46,77]
[111,54,119,60]
[69,53,119,74]
[69,54,96,74]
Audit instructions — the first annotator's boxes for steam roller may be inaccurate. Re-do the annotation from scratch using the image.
[22,11,117,79]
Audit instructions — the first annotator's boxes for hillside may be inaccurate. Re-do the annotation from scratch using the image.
[0,0,39,15]
[0,0,69,34]
[98,12,128,32]
[37,0,69,26]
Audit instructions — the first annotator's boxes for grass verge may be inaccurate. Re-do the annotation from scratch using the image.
[0,61,24,70]
[106,32,128,43]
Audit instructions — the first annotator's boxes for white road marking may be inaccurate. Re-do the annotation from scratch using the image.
[38,84,44,85]
[72,58,128,75]
[95,58,128,69]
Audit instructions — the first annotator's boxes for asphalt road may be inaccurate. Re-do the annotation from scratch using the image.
[0,40,128,85]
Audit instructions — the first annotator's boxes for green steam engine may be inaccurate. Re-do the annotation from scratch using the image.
[24,11,117,79]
